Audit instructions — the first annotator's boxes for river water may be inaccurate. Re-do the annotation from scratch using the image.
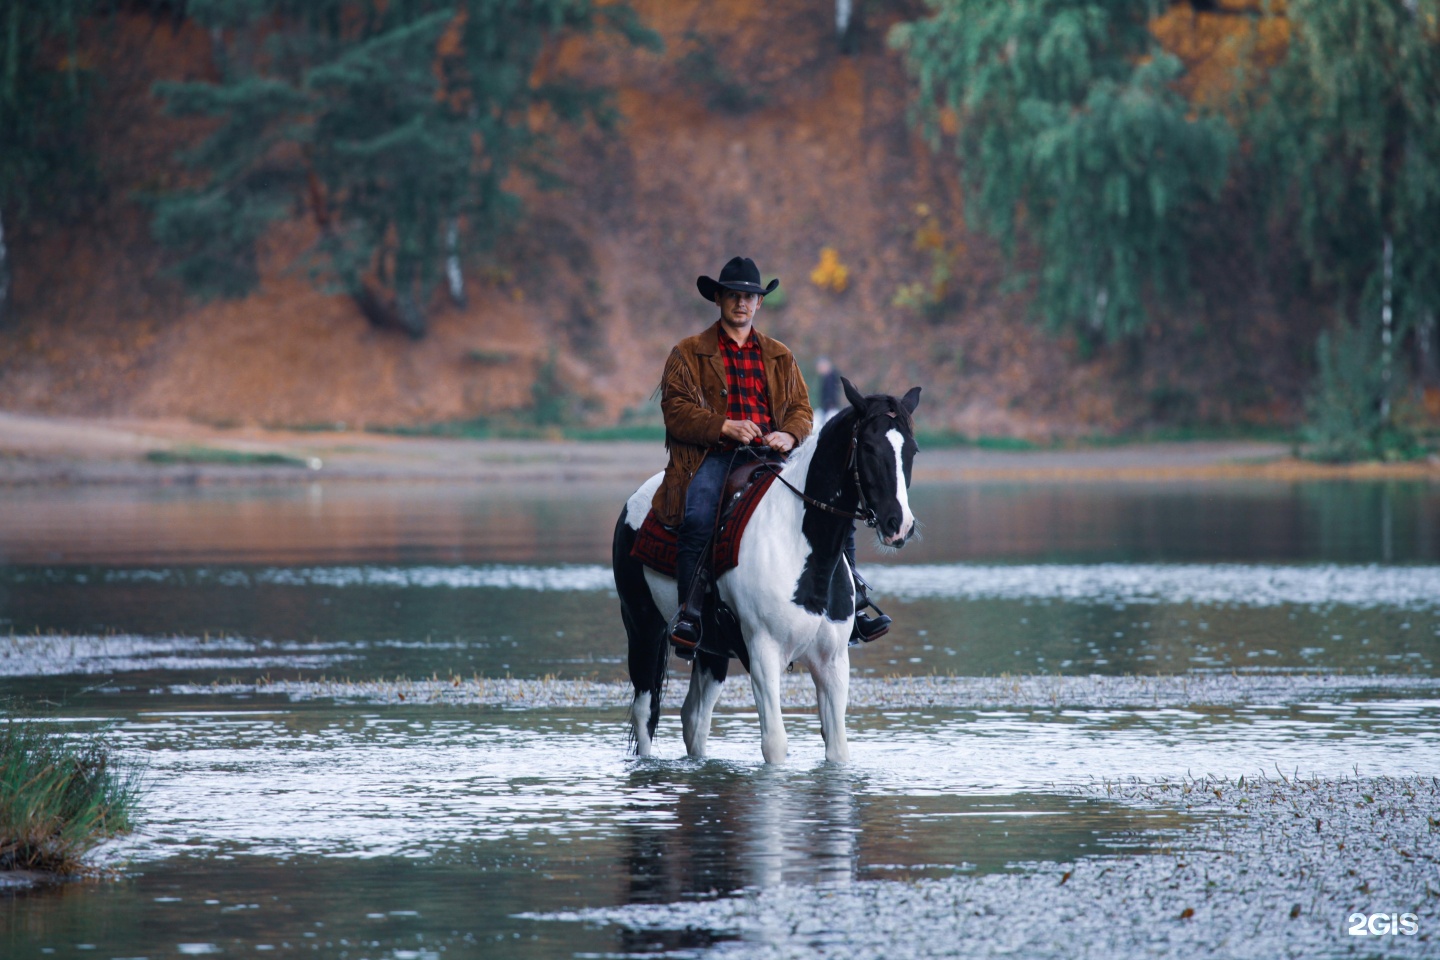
[2,479,1438,959]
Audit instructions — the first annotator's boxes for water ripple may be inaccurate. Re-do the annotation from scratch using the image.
[64,562,1440,608]
[0,634,355,676]
[869,562,1440,608]
[98,704,1440,866]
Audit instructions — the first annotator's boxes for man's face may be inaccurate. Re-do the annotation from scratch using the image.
[717,289,761,329]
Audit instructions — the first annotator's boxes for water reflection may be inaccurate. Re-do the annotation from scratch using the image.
[900,480,1440,565]
[85,706,1280,868]
[0,481,641,566]
[2,571,1434,688]
[623,764,860,903]
[2,479,1439,566]
[3,854,631,960]
[3,478,1438,685]
[615,761,1178,902]
[6,697,1435,957]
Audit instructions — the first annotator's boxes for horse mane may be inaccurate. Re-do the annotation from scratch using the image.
[823,393,915,438]
[869,393,915,435]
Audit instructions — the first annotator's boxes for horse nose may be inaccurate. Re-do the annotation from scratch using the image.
[884,516,915,546]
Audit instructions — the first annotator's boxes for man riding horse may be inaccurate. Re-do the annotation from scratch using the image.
[657,255,892,655]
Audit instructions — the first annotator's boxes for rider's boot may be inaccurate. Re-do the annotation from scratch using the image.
[850,569,891,644]
[844,529,891,644]
[669,564,709,659]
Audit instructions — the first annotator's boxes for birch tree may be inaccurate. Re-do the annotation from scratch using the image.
[890,0,1235,342]
[1253,0,1440,452]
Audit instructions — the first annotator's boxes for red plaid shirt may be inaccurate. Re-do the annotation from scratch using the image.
[718,327,772,446]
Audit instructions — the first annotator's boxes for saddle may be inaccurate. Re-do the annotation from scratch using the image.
[630,453,782,579]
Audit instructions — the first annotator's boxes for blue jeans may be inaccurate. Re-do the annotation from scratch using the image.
[675,452,733,604]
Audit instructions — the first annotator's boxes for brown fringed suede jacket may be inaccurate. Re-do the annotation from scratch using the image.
[652,321,813,527]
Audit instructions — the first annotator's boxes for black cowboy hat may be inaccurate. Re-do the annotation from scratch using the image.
[697,256,780,303]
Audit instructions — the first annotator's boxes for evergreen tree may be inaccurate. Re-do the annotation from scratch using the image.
[1250,0,1440,428]
[0,0,101,325]
[890,0,1235,342]
[152,0,658,338]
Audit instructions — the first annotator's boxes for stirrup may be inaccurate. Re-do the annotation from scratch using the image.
[669,612,700,654]
[850,572,890,644]
[851,608,892,644]
[670,565,709,658]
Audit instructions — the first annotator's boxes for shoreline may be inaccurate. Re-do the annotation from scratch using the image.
[1,411,1437,486]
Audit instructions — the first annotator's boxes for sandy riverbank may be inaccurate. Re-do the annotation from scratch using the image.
[1,411,1437,486]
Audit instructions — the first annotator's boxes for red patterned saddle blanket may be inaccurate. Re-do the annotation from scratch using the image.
[630,459,781,579]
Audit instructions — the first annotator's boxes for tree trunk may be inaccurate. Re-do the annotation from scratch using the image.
[836,0,856,52]
[1089,286,1109,333]
[1418,311,1438,386]
[209,25,227,75]
[0,206,10,327]
[445,218,465,307]
[353,283,426,340]
[395,287,426,340]
[1380,234,1393,421]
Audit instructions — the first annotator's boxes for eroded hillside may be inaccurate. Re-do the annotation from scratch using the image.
[0,2,1313,436]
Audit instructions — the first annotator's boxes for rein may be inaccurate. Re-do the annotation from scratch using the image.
[758,416,880,528]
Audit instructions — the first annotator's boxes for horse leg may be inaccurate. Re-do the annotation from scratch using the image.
[747,635,789,764]
[630,691,654,758]
[616,508,670,757]
[681,652,729,758]
[806,637,851,763]
[627,627,667,758]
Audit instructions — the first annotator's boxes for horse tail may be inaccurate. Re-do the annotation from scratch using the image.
[613,506,668,752]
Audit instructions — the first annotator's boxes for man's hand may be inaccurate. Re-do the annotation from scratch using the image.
[763,431,796,453]
[721,419,764,445]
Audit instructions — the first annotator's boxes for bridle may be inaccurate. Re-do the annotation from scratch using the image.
[760,413,886,528]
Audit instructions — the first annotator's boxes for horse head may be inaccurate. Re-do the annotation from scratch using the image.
[841,377,921,547]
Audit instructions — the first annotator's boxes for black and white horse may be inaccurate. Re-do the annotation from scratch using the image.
[613,378,921,763]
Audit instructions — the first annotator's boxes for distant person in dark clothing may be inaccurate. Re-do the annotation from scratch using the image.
[816,357,842,428]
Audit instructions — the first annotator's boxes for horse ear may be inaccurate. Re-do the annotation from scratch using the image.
[842,376,867,411]
[901,386,922,414]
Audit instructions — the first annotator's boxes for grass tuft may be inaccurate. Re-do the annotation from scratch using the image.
[914,431,1042,451]
[0,717,142,875]
[145,445,306,467]
[372,420,666,443]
